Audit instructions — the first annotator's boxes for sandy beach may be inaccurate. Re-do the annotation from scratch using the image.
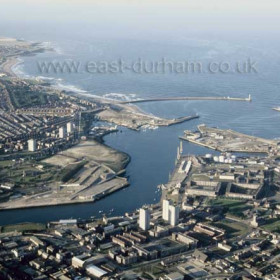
[0,57,21,77]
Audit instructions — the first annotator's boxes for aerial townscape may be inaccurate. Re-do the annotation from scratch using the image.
[1,37,280,280]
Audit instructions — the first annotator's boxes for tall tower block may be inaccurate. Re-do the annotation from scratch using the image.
[139,208,150,231]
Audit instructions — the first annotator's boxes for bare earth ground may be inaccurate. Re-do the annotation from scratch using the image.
[43,140,129,172]
[0,141,129,210]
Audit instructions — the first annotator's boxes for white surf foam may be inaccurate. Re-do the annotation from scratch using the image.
[102,92,138,101]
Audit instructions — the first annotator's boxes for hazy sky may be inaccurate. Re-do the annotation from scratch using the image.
[0,0,279,42]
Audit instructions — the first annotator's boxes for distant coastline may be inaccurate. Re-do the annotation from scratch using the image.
[1,57,21,77]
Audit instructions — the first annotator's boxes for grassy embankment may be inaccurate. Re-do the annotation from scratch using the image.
[0,223,46,233]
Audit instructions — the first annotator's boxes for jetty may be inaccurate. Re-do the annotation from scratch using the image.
[120,94,252,104]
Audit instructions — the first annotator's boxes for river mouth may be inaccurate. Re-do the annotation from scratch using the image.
[1,29,280,226]
[0,97,276,226]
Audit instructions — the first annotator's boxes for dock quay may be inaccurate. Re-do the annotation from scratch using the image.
[179,136,218,151]
[120,95,252,104]
[180,124,279,155]
[168,114,199,126]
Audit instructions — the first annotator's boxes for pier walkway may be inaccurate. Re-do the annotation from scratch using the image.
[120,95,251,104]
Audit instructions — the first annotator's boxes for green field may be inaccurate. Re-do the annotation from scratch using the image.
[9,87,49,108]
[0,161,58,186]
[208,198,252,219]
[213,220,250,238]
[0,223,46,233]
[1,79,59,109]
[261,218,280,233]
[0,160,13,167]
[135,264,167,279]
